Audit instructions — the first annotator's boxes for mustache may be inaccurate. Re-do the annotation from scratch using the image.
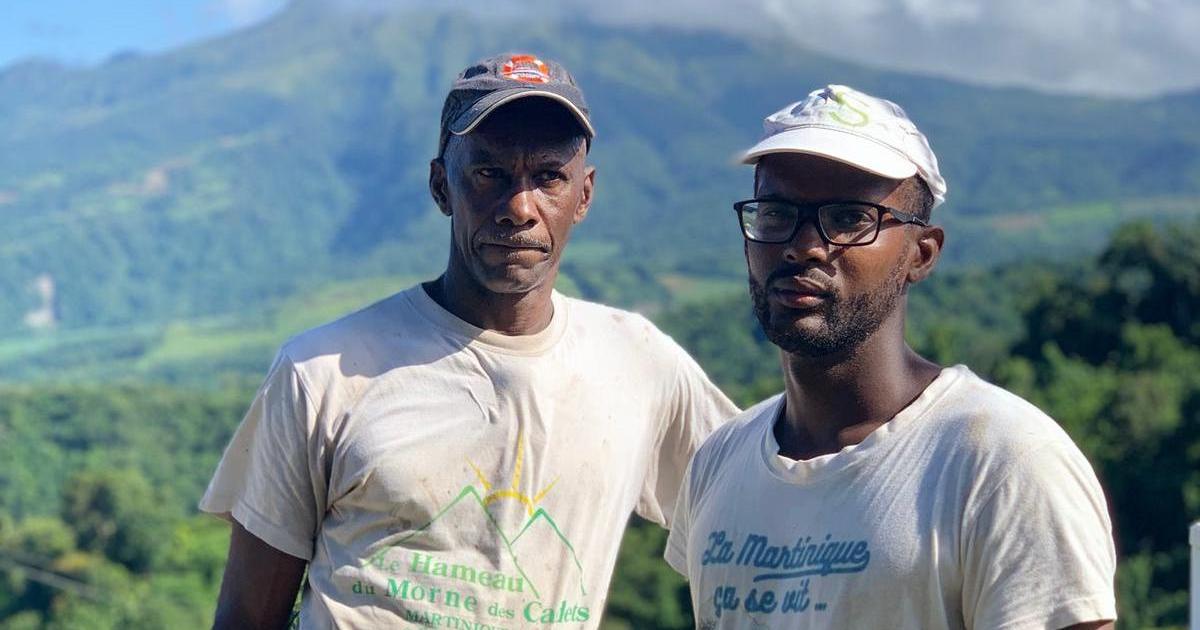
[475,232,550,251]
[765,265,833,292]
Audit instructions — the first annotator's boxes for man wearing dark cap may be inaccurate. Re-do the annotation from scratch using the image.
[666,86,1116,629]
[202,53,737,628]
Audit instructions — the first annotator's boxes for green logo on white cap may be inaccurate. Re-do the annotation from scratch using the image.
[829,89,870,127]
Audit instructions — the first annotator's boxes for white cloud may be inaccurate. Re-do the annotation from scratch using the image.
[637,0,1200,97]
[214,0,285,26]
[331,0,1200,97]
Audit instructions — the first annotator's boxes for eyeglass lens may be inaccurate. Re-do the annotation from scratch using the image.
[740,201,880,245]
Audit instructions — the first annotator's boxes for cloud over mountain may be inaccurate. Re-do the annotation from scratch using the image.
[326,0,1200,97]
[212,0,287,26]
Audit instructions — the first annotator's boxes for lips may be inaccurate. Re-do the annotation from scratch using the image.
[477,238,550,265]
[769,277,831,309]
[478,238,549,252]
[482,242,547,251]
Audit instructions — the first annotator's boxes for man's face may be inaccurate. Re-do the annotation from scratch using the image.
[746,153,923,358]
[432,103,594,294]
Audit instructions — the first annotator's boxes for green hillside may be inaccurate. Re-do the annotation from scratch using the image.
[1,2,1199,340]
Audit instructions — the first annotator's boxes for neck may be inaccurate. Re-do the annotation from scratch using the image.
[775,309,941,460]
[424,264,556,336]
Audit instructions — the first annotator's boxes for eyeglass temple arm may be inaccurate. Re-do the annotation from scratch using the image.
[887,206,928,226]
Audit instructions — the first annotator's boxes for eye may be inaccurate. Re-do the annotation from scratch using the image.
[536,170,565,184]
[476,167,504,179]
[824,205,876,229]
[756,202,796,221]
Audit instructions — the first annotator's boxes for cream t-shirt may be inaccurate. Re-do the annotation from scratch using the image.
[200,285,738,629]
[666,365,1116,630]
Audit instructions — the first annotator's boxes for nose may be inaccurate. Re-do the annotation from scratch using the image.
[782,216,829,264]
[497,181,539,227]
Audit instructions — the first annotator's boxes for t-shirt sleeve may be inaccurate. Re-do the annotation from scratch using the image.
[198,349,327,561]
[663,457,697,577]
[961,440,1117,630]
[635,337,739,527]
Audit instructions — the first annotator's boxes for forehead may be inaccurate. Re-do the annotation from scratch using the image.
[448,100,586,164]
[755,153,902,203]
[452,123,583,164]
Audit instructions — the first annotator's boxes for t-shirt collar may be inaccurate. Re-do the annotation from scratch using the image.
[407,284,570,355]
[760,365,969,485]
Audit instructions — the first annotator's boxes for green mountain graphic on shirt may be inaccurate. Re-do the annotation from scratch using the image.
[363,485,587,600]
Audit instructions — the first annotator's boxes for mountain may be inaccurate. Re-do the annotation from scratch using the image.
[1,1,1198,340]
[371,485,540,597]
[368,484,586,601]
[511,508,588,597]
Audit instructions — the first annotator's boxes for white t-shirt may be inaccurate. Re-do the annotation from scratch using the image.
[200,285,738,629]
[666,365,1116,630]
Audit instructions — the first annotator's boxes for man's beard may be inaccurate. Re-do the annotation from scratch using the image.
[749,265,905,358]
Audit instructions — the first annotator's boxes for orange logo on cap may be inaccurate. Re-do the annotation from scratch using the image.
[501,54,551,84]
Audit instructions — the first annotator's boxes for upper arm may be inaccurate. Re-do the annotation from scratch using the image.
[213,521,308,630]
[199,350,326,559]
[663,456,698,576]
[961,442,1116,629]
[201,350,329,626]
[635,333,738,526]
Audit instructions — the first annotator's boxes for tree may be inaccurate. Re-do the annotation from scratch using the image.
[61,469,172,574]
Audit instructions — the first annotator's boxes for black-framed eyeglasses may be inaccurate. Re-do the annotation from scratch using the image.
[733,198,928,246]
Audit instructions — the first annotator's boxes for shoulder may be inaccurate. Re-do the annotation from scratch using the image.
[276,287,419,400]
[928,367,1103,508]
[933,365,1083,462]
[696,395,780,458]
[560,294,693,364]
[561,295,667,337]
[687,395,781,492]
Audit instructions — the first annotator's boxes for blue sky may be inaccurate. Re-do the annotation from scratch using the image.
[2,0,1198,97]
[0,0,284,67]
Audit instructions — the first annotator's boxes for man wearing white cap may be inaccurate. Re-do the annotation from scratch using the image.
[665,86,1116,629]
[202,53,738,628]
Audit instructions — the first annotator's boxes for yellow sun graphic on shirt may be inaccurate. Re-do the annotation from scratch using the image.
[467,430,558,517]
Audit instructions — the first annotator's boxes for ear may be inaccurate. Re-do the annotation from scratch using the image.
[429,158,452,217]
[574,164,596,224]
[906,225,944,284]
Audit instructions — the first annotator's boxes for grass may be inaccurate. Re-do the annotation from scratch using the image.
[939,198,1200,268]
[657,273,743,305]
[0,268,745,384]
[0,274,422,384]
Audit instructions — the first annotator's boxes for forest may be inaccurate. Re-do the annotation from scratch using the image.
[2,219,1197,628]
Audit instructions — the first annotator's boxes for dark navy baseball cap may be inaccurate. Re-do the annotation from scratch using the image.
[438,52,594,155]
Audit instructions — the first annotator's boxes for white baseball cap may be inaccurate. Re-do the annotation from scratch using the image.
[740,85,947,208]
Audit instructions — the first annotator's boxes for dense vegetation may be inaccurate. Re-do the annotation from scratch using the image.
[0,385,249,628]
[2,220,1198,628]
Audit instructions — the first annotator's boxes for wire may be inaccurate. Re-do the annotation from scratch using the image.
[0,550,104,601]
